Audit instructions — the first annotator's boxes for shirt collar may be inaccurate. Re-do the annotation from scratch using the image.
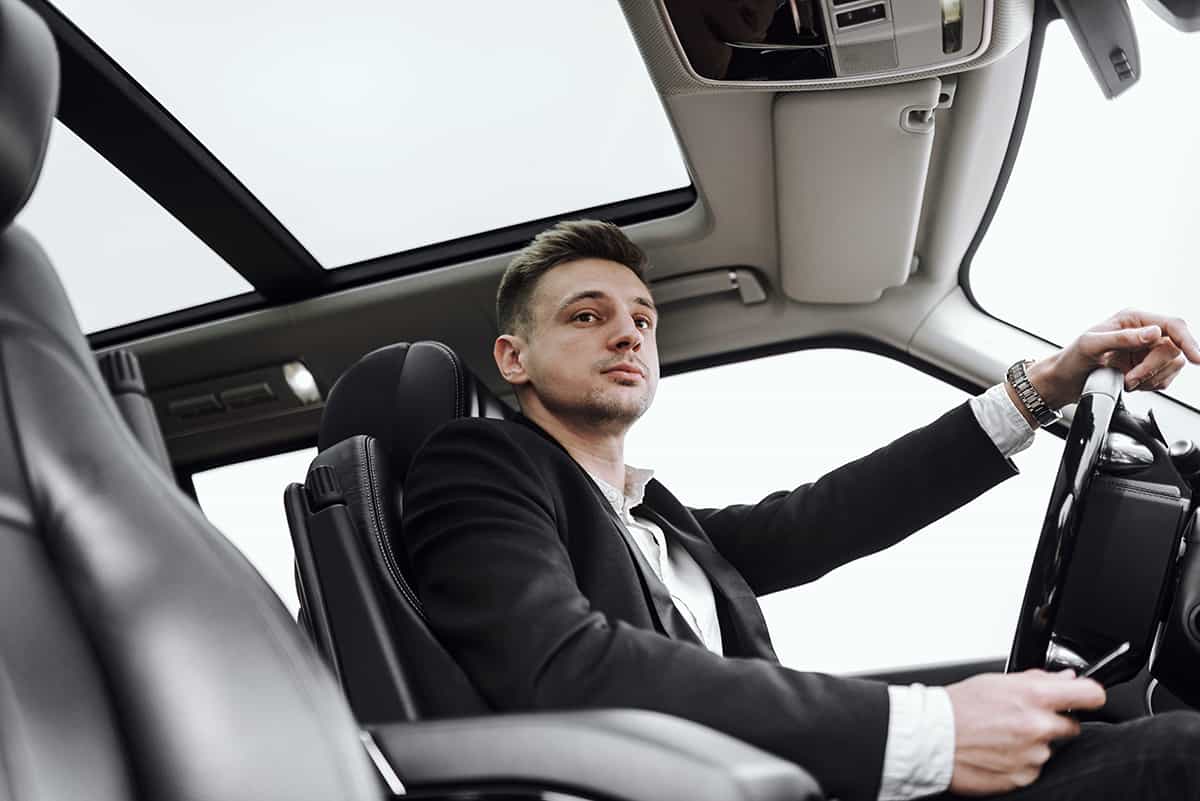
[587,465,655,517]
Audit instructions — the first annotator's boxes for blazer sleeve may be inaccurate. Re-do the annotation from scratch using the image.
[403,418,891,801]
[689,401,1019,596]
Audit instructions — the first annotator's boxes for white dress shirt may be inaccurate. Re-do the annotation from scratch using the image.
[588,383,1035,801]
[587,466,725,653]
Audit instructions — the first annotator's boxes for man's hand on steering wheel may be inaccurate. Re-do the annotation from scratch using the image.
[1025,310,1200,414]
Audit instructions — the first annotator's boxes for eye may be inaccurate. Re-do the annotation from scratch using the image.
[635,316,654,330]
[572,311,598,324]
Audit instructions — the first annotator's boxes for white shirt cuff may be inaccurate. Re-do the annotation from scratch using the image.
[969,382,1035,458]
[879,684,956,801]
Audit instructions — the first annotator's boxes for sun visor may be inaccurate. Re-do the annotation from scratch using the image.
[774,79,941,303]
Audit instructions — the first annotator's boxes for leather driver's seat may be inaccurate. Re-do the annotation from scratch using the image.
[0,4,380,800]
[0,4,821,798]
[287,341,510,722]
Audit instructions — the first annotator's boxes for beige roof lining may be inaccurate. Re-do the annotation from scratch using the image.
[618,0,1034,96]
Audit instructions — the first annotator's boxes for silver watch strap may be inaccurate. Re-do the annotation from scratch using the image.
[1007,360,1061,428]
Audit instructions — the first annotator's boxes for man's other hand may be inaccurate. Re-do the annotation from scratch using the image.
[945,669,1106,796]
[1030,309,1200,410]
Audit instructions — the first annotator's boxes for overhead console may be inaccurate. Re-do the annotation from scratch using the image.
[663,0,988,82]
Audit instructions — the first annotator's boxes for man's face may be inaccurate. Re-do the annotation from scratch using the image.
[504,258,659,429]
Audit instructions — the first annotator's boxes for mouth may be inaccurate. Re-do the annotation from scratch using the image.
[603,364,645,380]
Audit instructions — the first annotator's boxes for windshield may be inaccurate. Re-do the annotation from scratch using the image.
[969,2,1200,410]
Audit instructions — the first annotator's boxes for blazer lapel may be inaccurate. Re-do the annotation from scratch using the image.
[602,509,706,647]
[510,413,706,648]
[638,483,779,661]
[565,452,705,647]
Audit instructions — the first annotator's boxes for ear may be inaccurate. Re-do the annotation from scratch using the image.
[494,334,531,386]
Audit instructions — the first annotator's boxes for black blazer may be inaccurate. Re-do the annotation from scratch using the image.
[402,402,1016,801]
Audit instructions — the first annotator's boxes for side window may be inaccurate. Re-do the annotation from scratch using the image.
[624,349,1061,674]
[192,447,317,616]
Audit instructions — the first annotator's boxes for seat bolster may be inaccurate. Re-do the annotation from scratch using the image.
[304,435,491,718]
[309,436,418,615]
[0,0,57,228]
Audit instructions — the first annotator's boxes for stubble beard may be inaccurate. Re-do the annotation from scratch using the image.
[543,381,653,431]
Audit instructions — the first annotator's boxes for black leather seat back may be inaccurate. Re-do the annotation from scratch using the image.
[0,4,379,800]
[289,341,510,720]
[318,339,512,476]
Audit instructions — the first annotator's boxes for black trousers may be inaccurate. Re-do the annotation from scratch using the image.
[932,711,1200,800]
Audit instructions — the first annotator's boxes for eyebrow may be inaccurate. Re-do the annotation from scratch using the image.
[558,290,657,315]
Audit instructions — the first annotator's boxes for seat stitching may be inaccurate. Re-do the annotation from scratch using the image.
[364,438,425,618]
[427,341,463,416]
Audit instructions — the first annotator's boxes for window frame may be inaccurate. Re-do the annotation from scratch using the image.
[956,0,1051,313]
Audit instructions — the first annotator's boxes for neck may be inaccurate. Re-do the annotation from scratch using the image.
[521,401,627,490]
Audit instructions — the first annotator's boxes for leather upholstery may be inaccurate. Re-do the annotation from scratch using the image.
[319,340,511,480]
[0,0,56,229]
[0,3,379,800]
[297,435,490,720]
[295,341,509,718]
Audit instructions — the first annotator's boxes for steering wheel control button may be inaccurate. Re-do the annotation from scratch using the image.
[1170,439,1200,478]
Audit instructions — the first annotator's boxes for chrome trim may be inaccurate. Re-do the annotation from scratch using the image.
[360,730,407,796]
[1100,432,1155,466]
[723,40,829,50]
[1146,678,1160,716]
[1045,639,1090,671]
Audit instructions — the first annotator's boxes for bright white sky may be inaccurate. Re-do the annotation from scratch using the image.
[44,3,1200,676]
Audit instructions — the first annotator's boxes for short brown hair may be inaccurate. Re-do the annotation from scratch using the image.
[496,219,648,336]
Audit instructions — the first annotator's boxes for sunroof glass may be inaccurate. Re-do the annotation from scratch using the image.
[15,122,253,334]
[51,1,692,269]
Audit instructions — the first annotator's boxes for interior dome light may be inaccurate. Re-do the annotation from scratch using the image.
[282,361,321,405]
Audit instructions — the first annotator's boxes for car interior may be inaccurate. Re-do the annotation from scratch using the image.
[4,0,1200,799]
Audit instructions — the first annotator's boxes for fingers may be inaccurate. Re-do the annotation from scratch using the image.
[1125,339,1182,390]
[1042,712,1082,742]
[1031,673,1107,712]
[1078,325,1161,360]
[1108,310,1200,364]
[1147,353,1188,390]
[1149,315,1200,364]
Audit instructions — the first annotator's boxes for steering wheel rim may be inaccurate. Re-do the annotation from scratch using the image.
[1007,367,1125,673]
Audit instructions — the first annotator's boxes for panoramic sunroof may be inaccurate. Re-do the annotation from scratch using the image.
[51,1,692,270]
[16,122,253,333]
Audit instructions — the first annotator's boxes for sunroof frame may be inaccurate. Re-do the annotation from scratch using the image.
[25,1,696,349]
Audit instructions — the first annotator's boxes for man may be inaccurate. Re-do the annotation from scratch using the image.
[402,219,1200,801]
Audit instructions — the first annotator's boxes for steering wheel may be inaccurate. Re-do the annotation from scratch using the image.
[1007,367,1126,674]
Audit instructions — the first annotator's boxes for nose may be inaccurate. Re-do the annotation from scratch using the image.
[609,317,643,352]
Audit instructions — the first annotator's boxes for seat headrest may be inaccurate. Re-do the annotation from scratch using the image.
[0,0,58,229]
[319,341,511,481]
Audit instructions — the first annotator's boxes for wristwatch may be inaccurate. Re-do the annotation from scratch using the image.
[1007,359,1062,428]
